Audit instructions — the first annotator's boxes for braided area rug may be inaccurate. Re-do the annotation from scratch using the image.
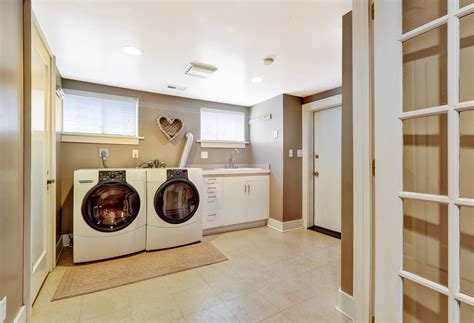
[52,242,227,301]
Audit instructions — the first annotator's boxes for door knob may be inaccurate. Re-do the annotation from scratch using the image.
[315,154,319,159]
[314,171,319,177]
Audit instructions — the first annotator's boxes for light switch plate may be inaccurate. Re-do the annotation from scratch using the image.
[273,130,278,139]
[0,296,6,323]
[201,151,208,159]
[289,149,294,157]
[132,149,139,159]
[297,149,303,157]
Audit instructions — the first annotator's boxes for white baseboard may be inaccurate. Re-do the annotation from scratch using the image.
[13,305,26,323]
[267,218,304,232]
[336,288,355,320]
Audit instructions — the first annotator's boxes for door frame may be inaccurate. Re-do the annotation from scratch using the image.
[302,94,342,229]
[23,9,57,317]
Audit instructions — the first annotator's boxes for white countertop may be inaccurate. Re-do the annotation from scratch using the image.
[203,168,271,176]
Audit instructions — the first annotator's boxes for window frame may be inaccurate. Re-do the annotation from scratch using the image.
[60,89,141,145]
[199,107,248,148]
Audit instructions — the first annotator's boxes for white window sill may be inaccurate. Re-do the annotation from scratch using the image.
[197,140,249,149]
[61,133,143,145]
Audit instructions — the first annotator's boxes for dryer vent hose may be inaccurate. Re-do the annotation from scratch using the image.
[179,132,194,168]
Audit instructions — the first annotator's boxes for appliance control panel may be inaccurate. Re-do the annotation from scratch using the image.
[99,170,126,182]
[167,169,188,179]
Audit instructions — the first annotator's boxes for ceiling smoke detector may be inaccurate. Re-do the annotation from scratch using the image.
[167,84,187,91]
[184,62,218,79]
[263,57,274,66]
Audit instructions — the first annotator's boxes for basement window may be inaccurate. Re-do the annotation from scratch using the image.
[199,108,247,148]
[61,90,140,145]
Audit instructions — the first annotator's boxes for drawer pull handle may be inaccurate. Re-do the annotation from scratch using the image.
[208,186,216,189]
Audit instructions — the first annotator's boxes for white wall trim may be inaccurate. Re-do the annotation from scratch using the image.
[267,218,304,232]
[336,288,355,320]
[302,94,342,229]
[352,0,373,321]
[13,306,26,323]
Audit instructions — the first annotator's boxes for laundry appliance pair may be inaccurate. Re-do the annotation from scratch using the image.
[73,168,203,263]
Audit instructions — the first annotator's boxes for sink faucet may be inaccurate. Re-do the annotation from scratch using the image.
[228,149,240,169]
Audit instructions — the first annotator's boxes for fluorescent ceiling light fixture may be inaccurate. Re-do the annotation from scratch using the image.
[122,46,143,56]
[251,77,263,83]
[184,62,218,79]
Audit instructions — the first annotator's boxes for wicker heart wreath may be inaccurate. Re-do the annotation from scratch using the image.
[157,116,184,141]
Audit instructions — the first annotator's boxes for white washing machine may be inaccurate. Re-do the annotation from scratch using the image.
[73,169,146,263]
[146,168,203,250]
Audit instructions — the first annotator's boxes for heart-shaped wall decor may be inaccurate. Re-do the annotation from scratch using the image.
[157,116,184,141]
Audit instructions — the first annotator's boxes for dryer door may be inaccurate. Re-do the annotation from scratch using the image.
[82,182,141,232]
[154,178,200,224]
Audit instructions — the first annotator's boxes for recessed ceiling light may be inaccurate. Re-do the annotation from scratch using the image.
[251,77,263,83]
[122,46,143,56]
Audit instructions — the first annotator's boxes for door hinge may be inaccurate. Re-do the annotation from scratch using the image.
[370,3,375,20]
[371,159,376,177]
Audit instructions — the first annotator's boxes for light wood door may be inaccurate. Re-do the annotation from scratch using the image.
[30,24,54,303]
[246,177,269,222]
[222,178,247,225]
[313,106,342,232]
[374,0,474,322]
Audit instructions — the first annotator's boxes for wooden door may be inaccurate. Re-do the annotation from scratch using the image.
[374,0,474,321]
[313,106,342,233]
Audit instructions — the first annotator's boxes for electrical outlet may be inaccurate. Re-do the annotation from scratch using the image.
[132,149,139,159]
[201,151,208,159]
[289,149,294,158]
[273,130,278,139]
[99,148,109,158]
[0,296,6,323]
[297,149,303,158]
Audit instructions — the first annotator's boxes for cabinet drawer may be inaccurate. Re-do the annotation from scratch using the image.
[203,210,224,229]
[206,191,222,211]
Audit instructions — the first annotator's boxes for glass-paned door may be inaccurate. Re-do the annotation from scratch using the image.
[375,0,474,321]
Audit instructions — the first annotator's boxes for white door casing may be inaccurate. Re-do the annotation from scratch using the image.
[30,20,55,304]
[374,0,474,322]
[313,106,342,233]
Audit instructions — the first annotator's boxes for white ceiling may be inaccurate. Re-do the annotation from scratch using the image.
[33,0,352,106]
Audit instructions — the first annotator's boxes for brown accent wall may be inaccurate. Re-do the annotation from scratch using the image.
[250,94,303,222]
[341,11,354,296]
[283,94,303,222]
[59,79,250,234]
[0,0,25,320]
[303,87,342,104]
[249,95,284,221]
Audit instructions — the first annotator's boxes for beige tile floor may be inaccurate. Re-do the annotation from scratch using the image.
[32,227,349,323]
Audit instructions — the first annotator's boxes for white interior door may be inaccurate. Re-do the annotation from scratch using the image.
[313,106,342,233]
[374,0,474,322]
[30,24,53,303]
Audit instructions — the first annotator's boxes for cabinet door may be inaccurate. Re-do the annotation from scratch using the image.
[246,177,269,222]
[222,178,247,225]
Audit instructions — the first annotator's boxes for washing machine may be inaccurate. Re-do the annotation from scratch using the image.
[146,168,203,250]
[73,169,146,263]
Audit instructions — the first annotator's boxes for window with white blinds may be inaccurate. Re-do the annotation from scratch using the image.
[62,90,138,137]
[200,108,245,142]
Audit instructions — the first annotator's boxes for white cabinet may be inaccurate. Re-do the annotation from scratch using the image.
[221,177,248,226]
[245,177,269,222]
[202,174,269,230]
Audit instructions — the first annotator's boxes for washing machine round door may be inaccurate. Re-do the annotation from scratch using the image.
[154,178,200,224]
[82,182,141,232]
